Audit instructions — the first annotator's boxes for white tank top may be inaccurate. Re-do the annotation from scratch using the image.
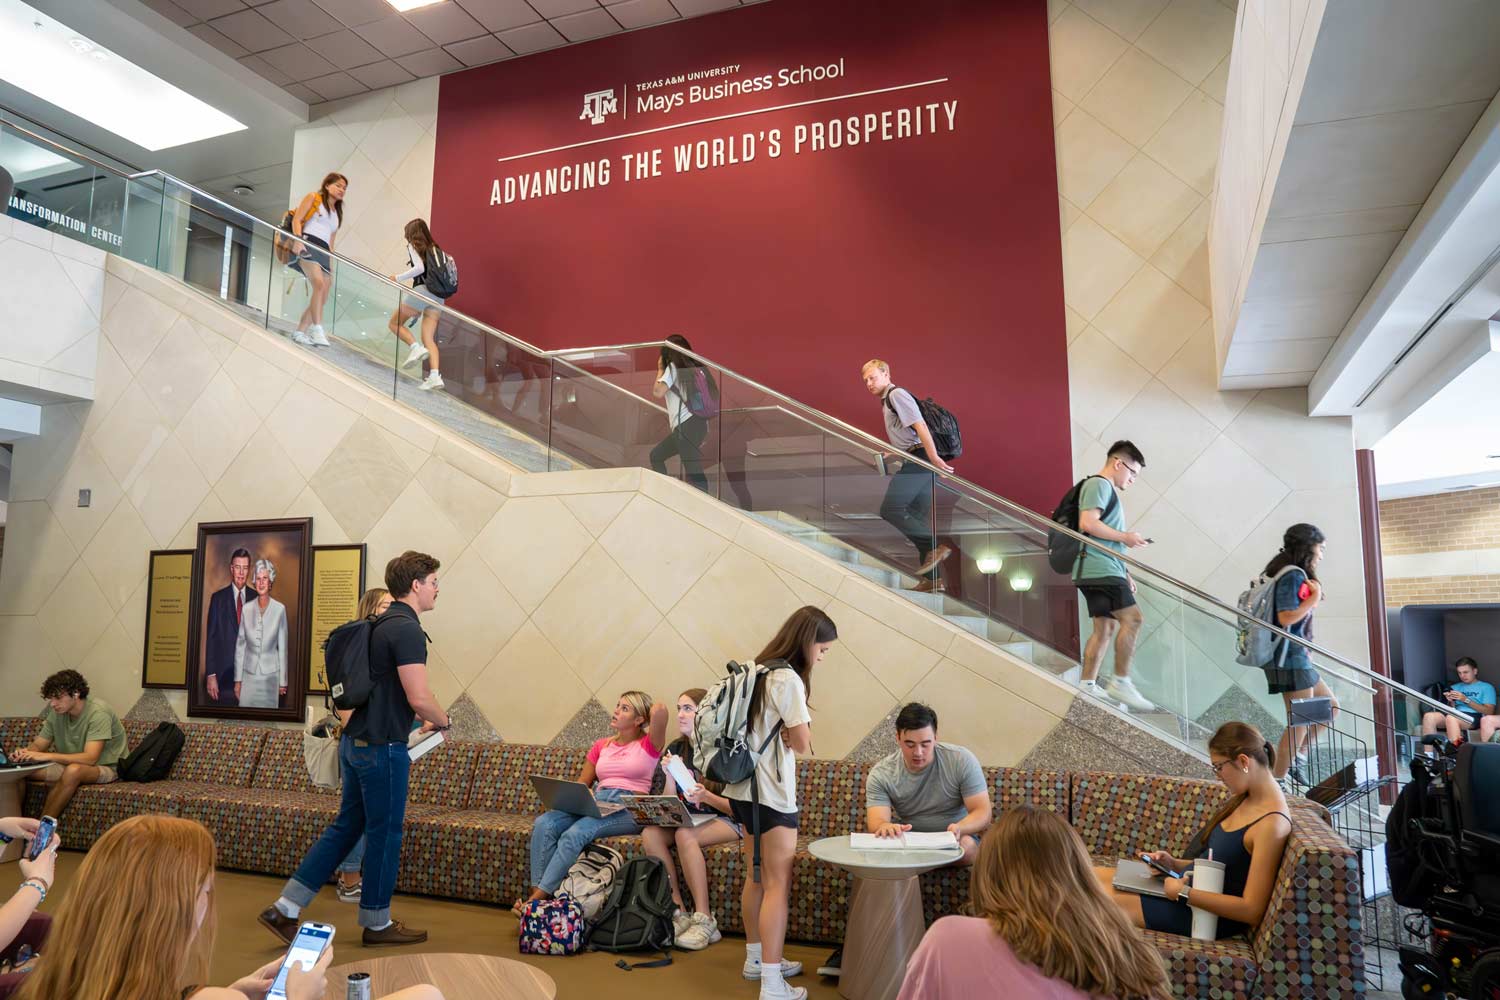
[301,199,339,243]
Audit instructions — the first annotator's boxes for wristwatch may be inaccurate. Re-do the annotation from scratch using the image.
[1179,884,1191,905]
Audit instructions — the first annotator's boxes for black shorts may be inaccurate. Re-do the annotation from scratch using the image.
[1077,577,1136,618]
[730,798,798,832]
[293,234,331,274]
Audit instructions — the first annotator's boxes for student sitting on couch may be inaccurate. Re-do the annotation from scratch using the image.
[13,670,127,820]
[899,807,1169,999]
[514,691,669,914]
[639,687,744,951]
[1094,721,1291,939]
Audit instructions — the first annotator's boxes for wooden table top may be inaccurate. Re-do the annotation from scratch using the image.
[326,952,556,999]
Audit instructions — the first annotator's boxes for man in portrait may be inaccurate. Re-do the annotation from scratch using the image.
[205,547,254,706]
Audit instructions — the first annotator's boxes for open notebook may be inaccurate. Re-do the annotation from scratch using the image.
[849,831,959,851]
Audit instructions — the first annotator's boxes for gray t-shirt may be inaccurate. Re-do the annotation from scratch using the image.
[1073,476,1127,582]
[865,743,987,831]
[881,387,922,451]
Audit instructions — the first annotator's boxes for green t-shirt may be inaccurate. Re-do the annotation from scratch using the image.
[1073,476,1127,581]
[39,698,128,767]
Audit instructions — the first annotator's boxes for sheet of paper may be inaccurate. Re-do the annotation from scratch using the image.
[664,755,697,794]
[407,730,444,761]
[903,831,959,850]
[848,831,958,850]
[849,833,905,850]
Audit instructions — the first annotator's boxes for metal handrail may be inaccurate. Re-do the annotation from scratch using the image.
[7,122,1448,716]
[554,343,1443,712]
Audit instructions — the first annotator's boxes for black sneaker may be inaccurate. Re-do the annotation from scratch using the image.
[817,947,843,977]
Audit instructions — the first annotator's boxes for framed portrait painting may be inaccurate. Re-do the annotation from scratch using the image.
[186,518,312,721]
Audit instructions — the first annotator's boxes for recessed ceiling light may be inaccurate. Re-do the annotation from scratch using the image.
[385,0,446,11]
[0,0,246,151]
[232,184,254,195]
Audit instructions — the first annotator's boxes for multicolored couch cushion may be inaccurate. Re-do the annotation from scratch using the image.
[1,720,1363,998]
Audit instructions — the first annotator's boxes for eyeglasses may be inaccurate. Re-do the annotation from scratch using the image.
[1209,760,1231,776]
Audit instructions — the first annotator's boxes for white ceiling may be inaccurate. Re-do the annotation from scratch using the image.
[1220,0,1500,387]
[140,0,765,106]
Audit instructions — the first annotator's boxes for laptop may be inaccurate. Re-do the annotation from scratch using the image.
[529,775,624,818]
[0,747,26,769]
[619,795,717,828]
[1111,858,1171,898]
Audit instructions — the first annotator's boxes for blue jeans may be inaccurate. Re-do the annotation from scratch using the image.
[338,836,366,875]
[282,737,409,928]
[530,787,639,894]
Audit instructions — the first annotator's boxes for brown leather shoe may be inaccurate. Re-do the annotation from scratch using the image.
[363,920,428,947]
[257,905,298,945]
[912,577,947,593]
[916,544,954,577]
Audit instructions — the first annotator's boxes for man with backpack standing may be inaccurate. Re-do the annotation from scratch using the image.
[1070,441,1154,711]
[258,551,451,947]
[862,359,957,592]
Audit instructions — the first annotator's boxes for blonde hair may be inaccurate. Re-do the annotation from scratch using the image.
[616,690,652,737]
[357,587,390,619]
[16,815,218,1000]
[861,358,890,375]
[969,808,1169,999]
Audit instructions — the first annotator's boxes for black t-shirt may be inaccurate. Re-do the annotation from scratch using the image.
[344,601,426,745]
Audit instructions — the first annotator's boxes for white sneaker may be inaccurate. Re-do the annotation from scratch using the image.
[308,324,330,347]
[401,342,430,368]
[1104,675,1154,711]
[759,984,807,1000]
[671,908,693,939]
[291,329,314,345]
[419,371,444,391]
[743,957,803,980]
[677,912,720,950]
[1078,679,1121,707]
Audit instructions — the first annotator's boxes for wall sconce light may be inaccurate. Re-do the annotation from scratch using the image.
[1008,571,1033,592]
[976,554,1003,575]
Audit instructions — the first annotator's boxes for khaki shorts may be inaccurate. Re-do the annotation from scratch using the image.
[39,763,118,784]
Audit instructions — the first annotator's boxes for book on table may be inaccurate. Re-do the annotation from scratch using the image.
[848,831,959,850]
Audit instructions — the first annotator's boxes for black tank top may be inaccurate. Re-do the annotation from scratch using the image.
[1194,810,1291,936]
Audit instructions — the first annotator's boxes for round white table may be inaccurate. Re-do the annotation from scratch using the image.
[0,765,49,863]
[809,836,963,1000]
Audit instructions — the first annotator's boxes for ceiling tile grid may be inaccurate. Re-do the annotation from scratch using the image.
[160,0,763,103]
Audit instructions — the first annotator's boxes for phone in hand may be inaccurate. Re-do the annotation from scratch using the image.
[26,816,57,861]
[1140,852,1182,879]
[267,921,335,999]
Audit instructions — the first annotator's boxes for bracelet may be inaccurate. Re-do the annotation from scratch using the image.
[17,881,45,904]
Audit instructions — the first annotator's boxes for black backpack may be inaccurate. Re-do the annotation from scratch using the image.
[1386,763,1441,907]
[323,615,395,711]
[118,722,185,783]
[588,857,675,970]
[884,388,962,460]
[1046,475,1119,574]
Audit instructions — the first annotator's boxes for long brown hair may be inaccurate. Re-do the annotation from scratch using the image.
[404,218,439,257]
[16,815,218,1000]
[318,171,347,224]
[1187,721,1276,858]
[747,605,836,722]
[969,808,1170,999]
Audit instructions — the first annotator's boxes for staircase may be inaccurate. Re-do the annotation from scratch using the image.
[2,116,1458,772]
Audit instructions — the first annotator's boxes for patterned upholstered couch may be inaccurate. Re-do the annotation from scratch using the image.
[0,717,1364,999]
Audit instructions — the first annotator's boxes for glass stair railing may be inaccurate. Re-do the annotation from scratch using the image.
[2,117,1462,786]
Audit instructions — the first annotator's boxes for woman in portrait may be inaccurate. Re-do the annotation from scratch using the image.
[234,559,288,709]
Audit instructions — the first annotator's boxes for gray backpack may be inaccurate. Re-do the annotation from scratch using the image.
[558,842,622,920]
[1235,566,1299,668]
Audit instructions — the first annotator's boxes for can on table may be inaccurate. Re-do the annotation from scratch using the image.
[346,972,372,1000]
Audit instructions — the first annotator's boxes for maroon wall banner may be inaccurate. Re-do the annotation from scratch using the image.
[433,0,1067,510]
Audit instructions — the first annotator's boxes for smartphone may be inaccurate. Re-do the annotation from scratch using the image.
[26,816,57,861]
[267,921,335,999]
[1139,853,1182,879]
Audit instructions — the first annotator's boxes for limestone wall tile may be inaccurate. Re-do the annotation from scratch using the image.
[598,495,727,613]
[532,544,662,693]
